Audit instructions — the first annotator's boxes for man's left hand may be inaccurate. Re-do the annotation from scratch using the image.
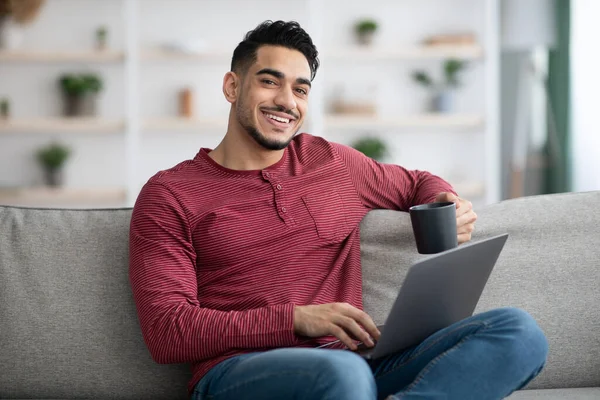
[435,192,477,244]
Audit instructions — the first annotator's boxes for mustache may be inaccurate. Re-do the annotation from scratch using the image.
[261,106,299,120]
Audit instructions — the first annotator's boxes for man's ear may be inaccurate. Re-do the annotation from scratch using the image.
[223,71,239,103]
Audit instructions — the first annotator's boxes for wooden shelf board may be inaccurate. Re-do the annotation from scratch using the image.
[0,118,125,133]
[324,114,484,129]
[143,117,226,131]
[141,49,230,62]
[0,50,125,63]
[323,44,483,61]
[0,187,127,207]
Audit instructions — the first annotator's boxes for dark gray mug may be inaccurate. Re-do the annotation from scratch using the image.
[409,201,458,254]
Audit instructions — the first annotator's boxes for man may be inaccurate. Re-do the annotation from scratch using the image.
[129,20,548,400]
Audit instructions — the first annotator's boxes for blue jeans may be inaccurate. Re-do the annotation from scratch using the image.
[192,307,548,400]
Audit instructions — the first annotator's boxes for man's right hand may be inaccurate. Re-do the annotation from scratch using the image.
[293,303,381,351]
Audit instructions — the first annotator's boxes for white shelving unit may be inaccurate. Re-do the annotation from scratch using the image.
[0,50,125,63]
[143,117,226,132]
[322,44,484,61]
[323,114,485,130]
[0,118,125,134]
[0,0,501,208]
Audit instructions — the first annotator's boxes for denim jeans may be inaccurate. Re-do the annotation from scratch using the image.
[192,307,548,400]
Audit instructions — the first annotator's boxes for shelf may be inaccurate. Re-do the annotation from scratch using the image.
[0,187,127,208]
[0,118,125,134]
[140,45,482,63]
[143,117,226,131]
[141,49,230,62]
[324,114,484,130]
[323,44,483,61]
[0,50,125,63]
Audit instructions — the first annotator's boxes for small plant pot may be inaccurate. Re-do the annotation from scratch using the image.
[432,90,455,113]
[96,37,107,51]
[44,168,64,187]
[356,31,375,46]
[63,93,97,117]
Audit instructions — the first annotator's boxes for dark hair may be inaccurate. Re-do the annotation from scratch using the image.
[231,20,319,81]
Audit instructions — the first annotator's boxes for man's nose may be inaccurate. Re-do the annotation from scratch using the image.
[274,85,297,113]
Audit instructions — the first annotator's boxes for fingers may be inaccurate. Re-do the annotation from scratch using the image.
[333,303,379,348]
[457,210,477,230]
[456,199,473,218]
[328,323,357,350]
[333,315,373,350]
[343,304,381,342]
[458,232,472,244]
[435,191,458,206]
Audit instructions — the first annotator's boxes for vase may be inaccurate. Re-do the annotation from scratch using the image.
[44,168,64,187]
[63,93,97,117]
[432,90,455,113]
[356,32,375,46]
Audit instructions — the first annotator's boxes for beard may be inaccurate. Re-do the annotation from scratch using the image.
[236,97,300,151]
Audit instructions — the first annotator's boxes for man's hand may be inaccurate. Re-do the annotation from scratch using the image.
[293,303,381,351]
[435,192,477,244]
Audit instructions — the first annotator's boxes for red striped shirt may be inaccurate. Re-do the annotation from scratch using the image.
[129,133,454,394]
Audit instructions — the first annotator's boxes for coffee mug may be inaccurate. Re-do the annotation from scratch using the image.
[409,201,458,254]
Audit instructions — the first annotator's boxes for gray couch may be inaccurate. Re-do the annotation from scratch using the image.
[1,191,599,399]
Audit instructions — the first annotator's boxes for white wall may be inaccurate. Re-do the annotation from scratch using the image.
[571,0,600,192]
[0,0,490,203]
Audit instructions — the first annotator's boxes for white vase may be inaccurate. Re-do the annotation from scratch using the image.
[0,19,25,50]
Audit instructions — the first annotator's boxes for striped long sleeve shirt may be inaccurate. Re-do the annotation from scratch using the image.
[128,133,455,394]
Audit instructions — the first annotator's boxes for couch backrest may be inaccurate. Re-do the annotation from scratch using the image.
[361,191,600,390]
[1,191,599,398]
[0,207,190,400]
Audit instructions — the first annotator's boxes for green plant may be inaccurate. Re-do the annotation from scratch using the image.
[59,73,103,96]
[355,19,378,35]
[96,25,107,40]
[0,98,9,116]
[412,59,467,90]
[351,137,387,161]
[36,142,71,170]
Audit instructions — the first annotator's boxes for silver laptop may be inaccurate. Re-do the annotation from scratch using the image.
[356,233,508,360]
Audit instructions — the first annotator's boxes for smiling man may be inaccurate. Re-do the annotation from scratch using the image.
[129,21,548,400]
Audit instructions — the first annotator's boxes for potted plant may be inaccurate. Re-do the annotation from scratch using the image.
[0,0,45,49]
[95,25,107,50]
[354,19,378,46]
[351,136,388,162]
[0,97,9,118]
[59,73,103,117]
[36,141,71,187]
[412,59,467,113]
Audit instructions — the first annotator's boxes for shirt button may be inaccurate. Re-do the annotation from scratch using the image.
[276,184,282,190]
[264,172,270,178]
[281,207,287,213]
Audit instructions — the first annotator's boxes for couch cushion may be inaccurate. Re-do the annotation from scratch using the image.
[507,387,600,399]
[0,206,189,399]
[360,191,600,390]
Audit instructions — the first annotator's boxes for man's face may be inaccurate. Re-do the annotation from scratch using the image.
[234,45,311,151]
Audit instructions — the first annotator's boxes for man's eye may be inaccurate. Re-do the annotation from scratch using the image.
[262,79,276,85]
[296,88,307,95]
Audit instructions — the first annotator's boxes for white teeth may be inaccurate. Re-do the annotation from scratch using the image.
[265,113,290,123]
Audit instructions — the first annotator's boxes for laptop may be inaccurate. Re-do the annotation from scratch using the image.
[354,233,508,360]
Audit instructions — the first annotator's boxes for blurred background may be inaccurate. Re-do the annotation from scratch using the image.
[0,0,596,209]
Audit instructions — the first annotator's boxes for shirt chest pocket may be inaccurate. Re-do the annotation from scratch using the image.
[302,190,352,243]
